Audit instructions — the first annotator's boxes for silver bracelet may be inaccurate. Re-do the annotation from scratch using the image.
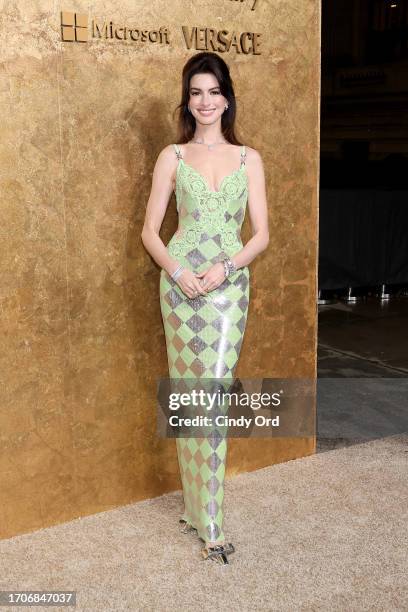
[222,256,237,278]
[171,264,184,281]
[223,259,230,278]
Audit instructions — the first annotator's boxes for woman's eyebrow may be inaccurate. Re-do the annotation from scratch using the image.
[189,86,220,91]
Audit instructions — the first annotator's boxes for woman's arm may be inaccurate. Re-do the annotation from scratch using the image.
[141,145,181,277]
[231,147,269,270]
[141,145,207,298]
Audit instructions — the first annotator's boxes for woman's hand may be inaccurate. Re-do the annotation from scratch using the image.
[176,268,208,299]
[195,262,226,292]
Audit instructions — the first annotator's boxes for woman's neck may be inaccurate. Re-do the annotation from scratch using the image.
[192,125,225,144]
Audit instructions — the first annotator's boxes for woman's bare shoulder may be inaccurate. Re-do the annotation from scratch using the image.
[242,147,263,180]
[157,143,178,160]
[244,145,262,163]
[154,144,179,172]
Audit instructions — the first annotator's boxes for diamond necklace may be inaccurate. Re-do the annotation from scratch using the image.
[191,137,228,151]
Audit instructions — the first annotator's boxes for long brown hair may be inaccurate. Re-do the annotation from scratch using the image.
[174,52,243,146]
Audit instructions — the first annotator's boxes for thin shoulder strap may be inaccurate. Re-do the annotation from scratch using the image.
[173,143,183,160]
[240,145,246,165]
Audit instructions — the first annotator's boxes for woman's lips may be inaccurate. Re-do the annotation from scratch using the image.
[198,109,216,115]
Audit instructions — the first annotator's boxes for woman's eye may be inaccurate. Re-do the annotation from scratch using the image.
[190,91,220,96]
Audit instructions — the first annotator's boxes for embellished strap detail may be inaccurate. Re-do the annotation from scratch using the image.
[240,145,246,166]
[173,143,183,161]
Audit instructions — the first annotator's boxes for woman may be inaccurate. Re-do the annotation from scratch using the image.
[141,51,269,565]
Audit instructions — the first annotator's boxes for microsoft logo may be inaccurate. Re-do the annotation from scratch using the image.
[60,10,170,45]
[61,11,88,42]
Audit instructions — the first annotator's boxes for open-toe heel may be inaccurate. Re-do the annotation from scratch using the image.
[179,519,198,535]
[201,543,235,565]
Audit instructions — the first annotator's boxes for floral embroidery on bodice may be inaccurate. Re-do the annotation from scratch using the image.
[167,143,248,264]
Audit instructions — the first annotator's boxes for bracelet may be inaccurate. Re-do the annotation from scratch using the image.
[223,259,230,278]
[222,256,237,278]
[171,264,184,281]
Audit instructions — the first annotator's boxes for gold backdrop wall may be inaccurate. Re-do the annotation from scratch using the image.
[0,1,321,539]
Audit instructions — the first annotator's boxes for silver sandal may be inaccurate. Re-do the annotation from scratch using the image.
[201,543,236,565]
[179,519,198,535]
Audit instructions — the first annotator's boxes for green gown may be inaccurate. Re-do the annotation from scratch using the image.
[159,143,250,546]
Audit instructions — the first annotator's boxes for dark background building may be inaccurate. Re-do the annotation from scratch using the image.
[321,0,408,189]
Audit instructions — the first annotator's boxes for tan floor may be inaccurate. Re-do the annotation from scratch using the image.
[0,434,407,611]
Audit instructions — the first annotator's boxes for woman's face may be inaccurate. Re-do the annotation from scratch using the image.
[188,72,227,125]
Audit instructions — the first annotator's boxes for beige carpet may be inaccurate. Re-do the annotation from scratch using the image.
[1,435,407,611]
